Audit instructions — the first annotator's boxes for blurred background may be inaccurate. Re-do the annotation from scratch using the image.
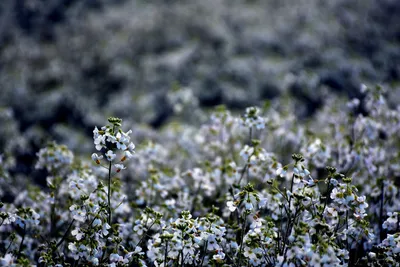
[0,0,400,183]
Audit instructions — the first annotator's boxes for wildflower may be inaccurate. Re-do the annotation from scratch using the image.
[258,197,268,209]
[105,150,116,161]
[382,212,399,230]
[240,145,254,162]
[92,218,102,227]
[128,142,136,152]
[101,222,111,236]
[35,142,74,171]
[241,107,265,129]
[110,253,122,263]
[245,200,254,211]
[133,220,145,235]
[91,153,103,164]
[115,131,131,150]
[213,250,225,262]
[121,150,134,161]
[71,228,84,240]
[69,205,86,222]
[0,254,14,265]
[227,201,237,212]
[114,163,126,173]
[207,235,220,251]
[276,167,287,177]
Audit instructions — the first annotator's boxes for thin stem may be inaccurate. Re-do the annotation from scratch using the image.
[248,127,253,145]
[18,224,26,257]
[108,161,112,225]
[164,240,169,266]
[190,180,203,215]
[50,170,58,238]
[237,215,247,266]
[56,219,75,248]
[379,180,385,242]
[200,240,208,267]
[3,238,13,257]
[180,231,184,267]
[238,164,248,185]
[346,210,349,250]
[281,174,295,255]
[134,221,156,248]
[320,177,332,218]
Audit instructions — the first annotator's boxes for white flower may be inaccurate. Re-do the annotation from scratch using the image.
[240,145,254,162]
[90,257,99,266]
[92,218,102,227]
[68,243,78,252]
[110,253,122,263]
[213,250,225,262]
[227,201,237,212]
[245,200,254,211]
[102,223,111,236]
[105,150,116,161]
[91,153,103,164]
[106,134,117,143]
[133,220,145,235]
[93,127,106,151]
[2,213,16,224]
[122,150,134,161]
[207,235,219,251]
[368,252,376,259]
[128,142,136,152]
[116,132,128,150]
[258,198,268,209]
[0,254,14,265]
[114,163,126,173]
[241,107,265,129]
[276,167,287,177]
[69,205,86,222]
[71,228,84,241]
[293,164,310,178]
[330,178,338,186]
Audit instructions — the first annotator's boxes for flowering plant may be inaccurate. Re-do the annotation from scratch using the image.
[1,86,400,266]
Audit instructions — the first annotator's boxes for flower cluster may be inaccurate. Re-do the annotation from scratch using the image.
[35,142,74,172]
[92,117,135,170]
[241,106,266,130]
[1,85,400,266]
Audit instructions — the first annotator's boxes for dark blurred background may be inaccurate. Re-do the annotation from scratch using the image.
[0,0,400,183]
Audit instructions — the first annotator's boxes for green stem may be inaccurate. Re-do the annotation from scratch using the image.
[56,219,75,248]
[200,240,208,267]
[237,215,247,266]
[134,221,156,248]
[281,174,295,254]
[379,180,385,242]
[320,181,332,218]
[3,238,13,257]
[180,231,185,267]
[238,164,248,185]
[108,161,112,225]
[164,240,169,266]
[248,127,253,145]
[18,224,26,257]
[346,210,349,250]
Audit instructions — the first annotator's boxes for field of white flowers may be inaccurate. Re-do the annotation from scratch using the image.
[1,84,399,266]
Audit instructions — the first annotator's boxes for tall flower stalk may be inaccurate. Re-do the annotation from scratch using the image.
[92,117,135,225]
